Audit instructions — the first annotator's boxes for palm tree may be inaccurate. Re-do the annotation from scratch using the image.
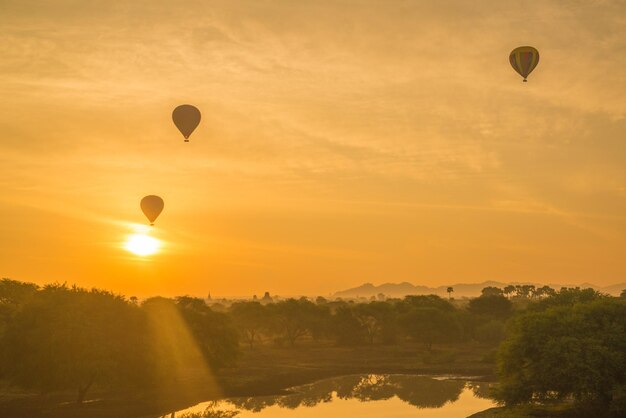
[446,287,454,300]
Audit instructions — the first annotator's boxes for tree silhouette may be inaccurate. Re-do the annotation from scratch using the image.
[496,296,626,415]
[503,285,516,299]
[481,286,503,297]
[0,284,153,404]
[399,307,462,350]
[353,302,396,345]
[230,301,268,349]
[267,298,319,347]
[469,294,512,319]
[226,374,464,412]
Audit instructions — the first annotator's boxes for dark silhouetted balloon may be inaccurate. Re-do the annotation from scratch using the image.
[509,46,539,82]
[172,105,201,142]
[140,195,164,225]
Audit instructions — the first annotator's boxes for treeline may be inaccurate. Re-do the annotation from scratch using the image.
[227,293,513,349]
[0,279,517,404]
[1,278,624,416]
[0,280,238,405]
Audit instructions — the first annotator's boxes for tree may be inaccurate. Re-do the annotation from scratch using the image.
[315,296,328,304]
[0,284,153,404]
[268,298,318,347]
[534,285,556,298]
[400,295,455,312]
[307,303,331,341]
[528,287,604,312]
[353,301,397,345]
[0,278,38,305]
[398,307,462,351]
[331,305,367,346]
[174,296,239,368]
[481,286,504,297]
[468,294,512,319]
[514,284,536,299]
[503,285,516,299]
[446,287,454,300]
[0,279,39,337]
[495,297,626,415]
[230,301,268,349]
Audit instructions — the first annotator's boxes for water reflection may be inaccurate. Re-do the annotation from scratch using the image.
[235,375,465,411]
[467,381,492,399]
[171,375,495,418]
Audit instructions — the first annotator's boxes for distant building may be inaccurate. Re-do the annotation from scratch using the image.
[261,291,273,303]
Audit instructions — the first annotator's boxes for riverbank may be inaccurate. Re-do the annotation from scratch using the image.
[468,403,578,418]
[220,341,496,396]
[0,341,497,417]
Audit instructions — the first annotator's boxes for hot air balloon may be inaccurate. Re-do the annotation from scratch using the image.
[172,104,201,142]
[140,195,164,226]
[509,46,539,82]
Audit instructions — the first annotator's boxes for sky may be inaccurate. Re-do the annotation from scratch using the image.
[0,0,625,297]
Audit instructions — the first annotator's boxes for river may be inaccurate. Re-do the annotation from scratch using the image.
[167,374,496,418]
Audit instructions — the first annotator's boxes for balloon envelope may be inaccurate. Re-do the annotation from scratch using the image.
[140,195,164,225]
[509,46,539,82]
[172,104,201,141]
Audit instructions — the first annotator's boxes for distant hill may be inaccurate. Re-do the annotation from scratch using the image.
[333,281,626,299]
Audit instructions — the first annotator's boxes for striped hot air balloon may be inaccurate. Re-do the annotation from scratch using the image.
[509,46,539,82]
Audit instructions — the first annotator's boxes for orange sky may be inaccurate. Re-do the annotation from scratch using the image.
[1,1,625,297]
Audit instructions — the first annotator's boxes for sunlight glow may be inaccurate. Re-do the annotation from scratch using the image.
[124,234,160,256]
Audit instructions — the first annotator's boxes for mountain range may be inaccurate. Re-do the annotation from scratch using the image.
[333,281,626,298]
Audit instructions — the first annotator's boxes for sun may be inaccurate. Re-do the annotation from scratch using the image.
[124,234,160,256]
